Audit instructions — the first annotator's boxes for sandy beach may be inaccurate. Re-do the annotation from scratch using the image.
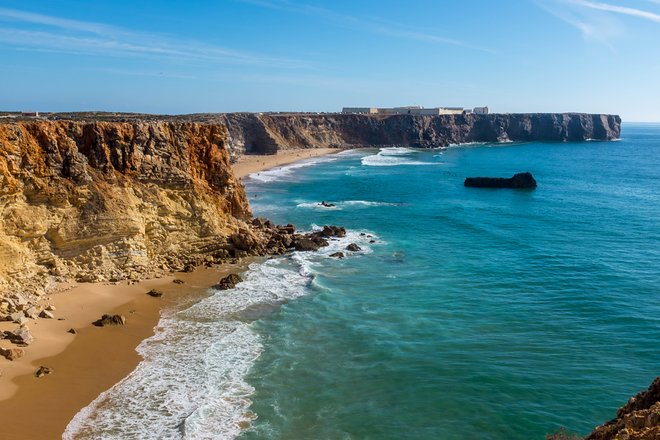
[232,148,339,178]
[0,264,249,439]
[0,149,338,439]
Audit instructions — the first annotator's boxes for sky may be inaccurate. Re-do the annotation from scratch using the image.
[1,0,659,121]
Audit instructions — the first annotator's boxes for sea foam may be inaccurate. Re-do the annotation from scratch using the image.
[64,229,377,440]
[247,155,339,183]
[361,147,437,167]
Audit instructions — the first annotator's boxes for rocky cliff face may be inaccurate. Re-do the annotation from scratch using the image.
[219,113,621,155]
[584,377,660,440]
[0,112,621,296]
[0,121,251,295]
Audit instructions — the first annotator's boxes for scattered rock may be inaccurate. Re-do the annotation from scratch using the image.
[321,225,346,238]
[147,289,163,297]
[24,306,40,319]
[329,252,345,259]
[214,273,243,290]
[182,263,196,273]
[173,279,185,284]
[9,311,24,324]
[11,293,28,307]
[46,305,56,311]
[0,347,25,361]
[346,243,362,252]
[67,328,77,334]
[39,310,55,319]
[35,366,53,378]
[294,238,323,252]
[464,172,537,189]
[4,327,34,345]
[93,314,126,327]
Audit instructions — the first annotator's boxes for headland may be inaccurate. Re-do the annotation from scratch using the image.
[0,111,643,439]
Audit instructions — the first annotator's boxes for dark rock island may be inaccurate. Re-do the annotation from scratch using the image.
[464,172,538,189]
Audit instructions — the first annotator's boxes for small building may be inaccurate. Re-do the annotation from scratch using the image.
[342,107,378,114]
[473,106,489,115]
[21,111,39,117]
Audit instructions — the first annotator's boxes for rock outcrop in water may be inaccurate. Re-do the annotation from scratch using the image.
[464,172,537,189]
[584,377,660,440]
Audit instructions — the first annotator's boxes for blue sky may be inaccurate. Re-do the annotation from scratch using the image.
[1,0,659,121]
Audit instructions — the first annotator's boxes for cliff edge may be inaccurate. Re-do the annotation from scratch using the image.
[218,112,621,155]
[584,377,660,440]
[0,121,251,296]
[0,112,621,297]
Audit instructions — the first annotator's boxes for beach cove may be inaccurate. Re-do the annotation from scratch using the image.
[1,124,659,439]
[0,149,335,439]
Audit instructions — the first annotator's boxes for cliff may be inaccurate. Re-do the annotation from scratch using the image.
[0,112,621,296]
[584,377,660,440]
[0,121,251,296]
[218,112,621,155]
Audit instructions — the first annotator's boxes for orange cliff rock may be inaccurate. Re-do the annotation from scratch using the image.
[0,121,252,296]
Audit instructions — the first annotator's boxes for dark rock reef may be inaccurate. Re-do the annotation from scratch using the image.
[464,172,537,189]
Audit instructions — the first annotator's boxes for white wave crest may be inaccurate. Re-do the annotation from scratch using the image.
[361,147,436,167]
[296,200,400,210]
[248,155,339,183]
[64,229,379,440]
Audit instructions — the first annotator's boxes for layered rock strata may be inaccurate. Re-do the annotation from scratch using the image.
[0,121,251,298]
[218,112,621,155]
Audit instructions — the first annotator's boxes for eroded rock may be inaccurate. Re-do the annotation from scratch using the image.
[214,273,243,290]
[0,347,25,361]
[464,172,537,189]
[35,366,53,378]
[93,314,126,327]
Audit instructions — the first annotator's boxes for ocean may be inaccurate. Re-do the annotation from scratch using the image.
[65,123,660,439]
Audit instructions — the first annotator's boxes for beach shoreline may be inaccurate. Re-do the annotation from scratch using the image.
[0,148,339,439]
[232,148,340,179]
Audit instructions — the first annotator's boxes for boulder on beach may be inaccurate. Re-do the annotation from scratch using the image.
[39,310,55,319]
[93,314,126,327]
[214,273,243,290]
[4,327,34,345]
[0,347,25,361]
[147,289,163,298]
[464,172,537,189]
[35,366,53,378]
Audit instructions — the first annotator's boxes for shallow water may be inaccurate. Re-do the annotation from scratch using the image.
[66,124,660,439]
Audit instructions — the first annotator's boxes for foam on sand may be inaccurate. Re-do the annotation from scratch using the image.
[248,155,339,183]
[64,229,378,440]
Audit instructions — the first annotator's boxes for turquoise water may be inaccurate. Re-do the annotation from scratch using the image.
[240,124,660,439]
[64,124,660,440]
